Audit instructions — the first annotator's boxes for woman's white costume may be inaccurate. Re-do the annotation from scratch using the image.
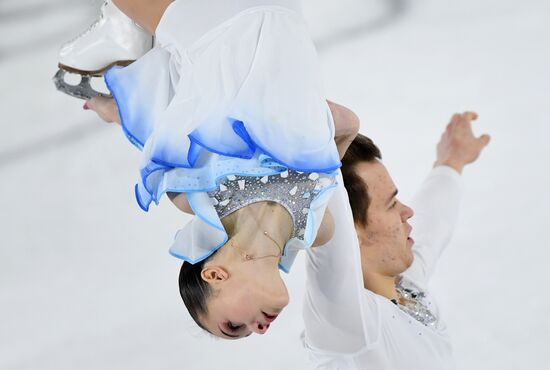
[104,0,340,271]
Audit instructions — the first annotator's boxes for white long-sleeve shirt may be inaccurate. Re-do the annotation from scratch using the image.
[303,166,463,370]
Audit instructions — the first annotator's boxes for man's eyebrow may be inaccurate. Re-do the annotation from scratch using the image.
[386,189,398,205]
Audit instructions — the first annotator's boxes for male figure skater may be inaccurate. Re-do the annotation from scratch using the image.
[303,112,490,369]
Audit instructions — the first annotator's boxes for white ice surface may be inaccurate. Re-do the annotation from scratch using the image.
[0,0,549,369]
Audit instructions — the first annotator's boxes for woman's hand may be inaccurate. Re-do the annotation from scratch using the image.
[84,96,121,125]
[327,100,360,159]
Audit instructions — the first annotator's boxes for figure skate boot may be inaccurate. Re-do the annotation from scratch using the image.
[53,0,153,100]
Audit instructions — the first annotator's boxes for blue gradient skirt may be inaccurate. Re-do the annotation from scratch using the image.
[104,4,340,270]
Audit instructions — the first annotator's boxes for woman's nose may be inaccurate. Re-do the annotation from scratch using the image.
[250,322,270,334]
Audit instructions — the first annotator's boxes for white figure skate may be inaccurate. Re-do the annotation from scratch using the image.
[53,0,153,100]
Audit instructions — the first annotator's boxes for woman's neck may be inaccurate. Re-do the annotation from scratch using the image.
[221,201,293,262]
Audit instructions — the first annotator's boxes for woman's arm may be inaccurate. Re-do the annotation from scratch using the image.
[166,192,195,215]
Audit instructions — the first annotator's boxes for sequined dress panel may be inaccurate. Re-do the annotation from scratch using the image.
[209,170,336,241]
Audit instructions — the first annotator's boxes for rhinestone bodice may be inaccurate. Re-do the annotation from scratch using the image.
[394,278,438,327]
[207,170,336,240]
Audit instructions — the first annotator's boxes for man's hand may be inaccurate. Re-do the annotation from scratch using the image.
[434,111,490,173]
[328,100,360,159]
[84,96,121,125]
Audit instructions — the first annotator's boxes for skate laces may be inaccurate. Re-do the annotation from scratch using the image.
[63,2,107,45]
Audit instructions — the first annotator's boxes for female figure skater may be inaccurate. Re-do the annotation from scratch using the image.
[58,0,359,339]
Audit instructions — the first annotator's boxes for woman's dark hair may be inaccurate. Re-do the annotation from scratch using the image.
[179,259,212,331]
[341,133,382,226]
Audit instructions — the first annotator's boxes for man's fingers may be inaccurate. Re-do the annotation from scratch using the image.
[450,113,461,125]
[463,111,478,121]
[449,111,477,130]
[478,134,491,147]
[450,111,478,135]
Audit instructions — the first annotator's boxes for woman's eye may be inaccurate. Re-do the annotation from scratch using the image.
[389,200,397,209]
[227,322,243,331]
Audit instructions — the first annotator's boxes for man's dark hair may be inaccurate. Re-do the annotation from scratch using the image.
[341,133,382,226]
[179,260,212,332]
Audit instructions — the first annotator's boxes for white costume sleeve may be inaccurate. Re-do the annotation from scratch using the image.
[403,166,463,288]
[303,174,373,353]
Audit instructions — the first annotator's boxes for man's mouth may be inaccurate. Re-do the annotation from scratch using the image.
[406,225,414,245]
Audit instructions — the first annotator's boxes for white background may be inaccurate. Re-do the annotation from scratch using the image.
[1,0,548,369]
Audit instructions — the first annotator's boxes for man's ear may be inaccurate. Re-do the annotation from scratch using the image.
[201,266,229,285]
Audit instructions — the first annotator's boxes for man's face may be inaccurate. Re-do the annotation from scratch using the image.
[354,160,415,277]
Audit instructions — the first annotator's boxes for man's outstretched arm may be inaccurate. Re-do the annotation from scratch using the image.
[303,104,370,355]
[405,112,490,285]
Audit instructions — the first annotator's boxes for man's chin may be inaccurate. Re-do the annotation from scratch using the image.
[404,249,414,269]
[393,257,414,276]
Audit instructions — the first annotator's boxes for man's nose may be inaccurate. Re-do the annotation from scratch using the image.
[401,203,414,220]
[250,322,270,335]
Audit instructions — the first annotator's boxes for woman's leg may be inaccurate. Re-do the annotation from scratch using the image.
[113,0,174,34]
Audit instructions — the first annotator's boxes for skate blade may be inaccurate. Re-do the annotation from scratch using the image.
[53,69,111,100]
